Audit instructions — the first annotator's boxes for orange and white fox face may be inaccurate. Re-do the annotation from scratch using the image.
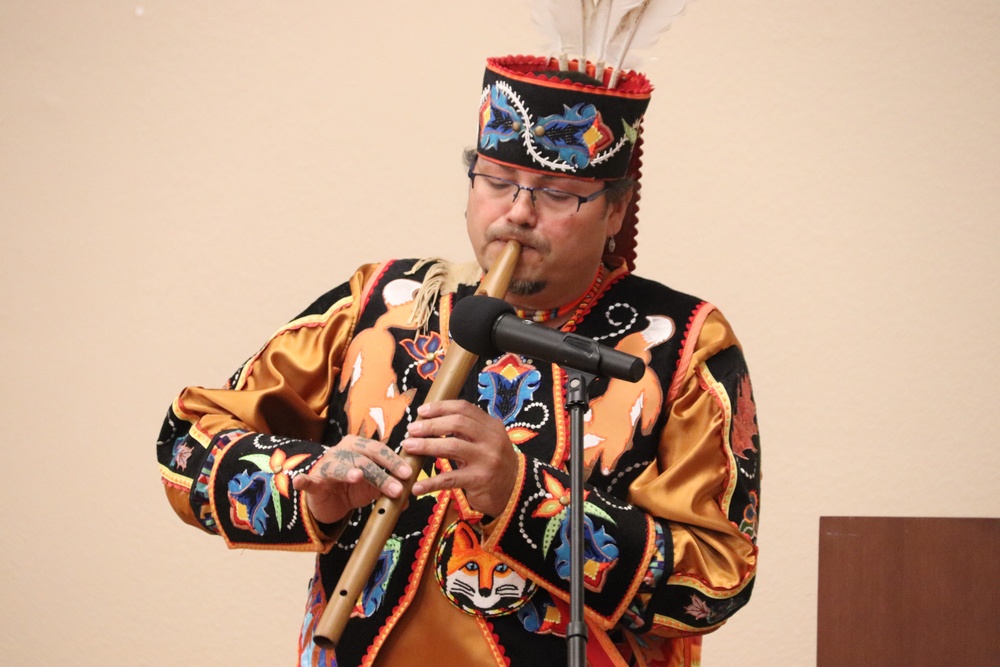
[441,522,530,614]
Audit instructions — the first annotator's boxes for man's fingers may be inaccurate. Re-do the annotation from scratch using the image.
[291,474,314,492]
[309,448,404,498]
[357,460,404,497]
[348,436,413,479]
[416,399,480,419]
[411,469,457,497]
[400,434,467,463]
[407,415,483,443]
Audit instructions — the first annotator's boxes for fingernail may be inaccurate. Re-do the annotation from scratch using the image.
[399,464,413,478]
[388,480,403,496]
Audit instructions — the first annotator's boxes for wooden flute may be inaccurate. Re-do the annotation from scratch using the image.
[312,239,522,648]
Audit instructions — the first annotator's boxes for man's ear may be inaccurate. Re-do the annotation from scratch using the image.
[605,186,634,237]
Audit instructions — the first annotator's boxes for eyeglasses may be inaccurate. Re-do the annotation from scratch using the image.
[467,158,612,215]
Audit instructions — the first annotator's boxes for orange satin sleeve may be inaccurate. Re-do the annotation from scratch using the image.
[173,265,378,446]
[161,264,384,538]
[626,310,758,634]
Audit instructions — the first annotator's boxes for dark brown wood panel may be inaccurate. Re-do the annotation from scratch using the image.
[817,516,1000,666]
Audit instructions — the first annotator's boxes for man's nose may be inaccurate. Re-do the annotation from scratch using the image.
[506,187,538,226]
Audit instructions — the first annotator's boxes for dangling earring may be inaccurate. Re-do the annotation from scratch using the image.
[607,236,616,253]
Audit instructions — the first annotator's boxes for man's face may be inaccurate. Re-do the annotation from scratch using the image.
[465,158,630,309]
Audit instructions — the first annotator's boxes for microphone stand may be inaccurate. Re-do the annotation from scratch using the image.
[564,367,595,667]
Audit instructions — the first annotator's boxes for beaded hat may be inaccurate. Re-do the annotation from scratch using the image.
[477,55,651,270]
[474,1,690,271]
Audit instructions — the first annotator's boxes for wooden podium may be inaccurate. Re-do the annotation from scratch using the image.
[817,517,1000,666]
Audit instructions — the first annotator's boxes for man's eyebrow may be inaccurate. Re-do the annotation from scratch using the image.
[488,164,582,187]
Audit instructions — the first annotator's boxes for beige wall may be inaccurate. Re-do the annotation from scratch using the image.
[2,1,998,664]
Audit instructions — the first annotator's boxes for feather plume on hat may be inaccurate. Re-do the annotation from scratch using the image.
[528,0,692,87]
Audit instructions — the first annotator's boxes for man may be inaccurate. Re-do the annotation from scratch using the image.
[158,54,760,666]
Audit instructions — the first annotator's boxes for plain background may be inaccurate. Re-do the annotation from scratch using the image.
[2,1,998,665]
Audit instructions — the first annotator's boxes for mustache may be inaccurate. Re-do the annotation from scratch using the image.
[485,227,550,253]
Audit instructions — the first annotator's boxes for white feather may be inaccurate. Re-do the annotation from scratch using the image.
[579,0,611,65]
[587,0,645,68]
[606,0,691,82]
[529,0,586,68]
[528,0,691,85]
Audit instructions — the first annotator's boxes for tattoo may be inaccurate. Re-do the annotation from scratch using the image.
[332,461,351,479]
[357,439,407,475]
[359,462,389,489]
[321,449,391,489]
[331,449,361,466]
[319,451,359,479]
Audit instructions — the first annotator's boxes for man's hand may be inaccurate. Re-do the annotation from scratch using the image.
[402,400,518,518]
[291,435,413,525]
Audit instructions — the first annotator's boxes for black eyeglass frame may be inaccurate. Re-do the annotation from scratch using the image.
[467,156,612,213]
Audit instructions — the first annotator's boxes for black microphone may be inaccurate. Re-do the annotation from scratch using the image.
[450,295,645,383]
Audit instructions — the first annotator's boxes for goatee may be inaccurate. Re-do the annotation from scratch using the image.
[507,279,546,296]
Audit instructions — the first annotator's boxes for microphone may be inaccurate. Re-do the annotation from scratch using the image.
[450,295,645,383]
